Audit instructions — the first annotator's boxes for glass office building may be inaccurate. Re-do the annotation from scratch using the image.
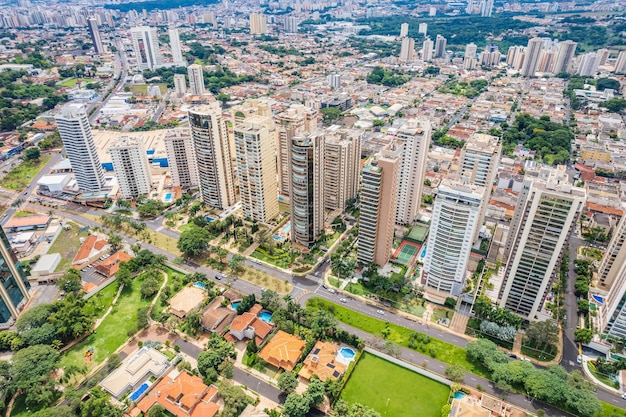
[0,225,30,327]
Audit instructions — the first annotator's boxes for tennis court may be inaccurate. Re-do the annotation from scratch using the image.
[393,240,421,265]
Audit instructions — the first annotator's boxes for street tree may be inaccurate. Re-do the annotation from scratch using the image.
[305,377,326,406]
[57,269,82,293]
[177,227,210,256]
[445,363,465,382]
[277,370,298,393]
[283,393,310,417]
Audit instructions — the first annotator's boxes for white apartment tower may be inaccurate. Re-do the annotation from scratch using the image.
[614,51,626,74]
[422,37,434,61]
[168,28,185,66]
[395,119,432,225]
[521,37,543,77]
[275,105,318,198]
[577,52,599,76]
[233,116,279,224]
[323,127,362,212]
[188,102,237,209]
[87,17,104,54]
[173,74,186,96]
[54,104,105,192]
[187,64,205,95]
[250,13,267,35]
[400,37,415,62]
[499,168,586,320]
[164,128,199,189]
[552,40,577,74]
[130,26,162,70]
[506,46,526,70]
[108,137,152,199]
[289,132,325,248]
[435,35,447,58]
[464,43,478,70]
[418,23,428,35]
[358,146,401,267]
[480,0,494,17]
[424,180,485,301]
[599,214,626,338]
[399,23,409,38]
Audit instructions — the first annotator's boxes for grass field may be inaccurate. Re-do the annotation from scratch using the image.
[308,298,486,376]
[128,83,168,95]
[59,275,158,371]
[1,155,51,191]
[13,210,36,217]
[58,78,97,88]
[240,266,292,294]
[48,222,90,272]
[596,401,626,417]
[341,353,449,417]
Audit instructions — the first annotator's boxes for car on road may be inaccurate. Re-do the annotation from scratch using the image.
[327,288,336,294]
[622,393,626,400]
[577,355,582,364]
[508,353,517,359]
[215,274,225,280]
[520,357,531,362]
[322,284,328,289]
[314,271,320,276]
[340,298,347,303]
[376,309,385,315]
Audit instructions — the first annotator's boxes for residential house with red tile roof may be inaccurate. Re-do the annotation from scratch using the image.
[72,235,111,266]
[258,330,305,371]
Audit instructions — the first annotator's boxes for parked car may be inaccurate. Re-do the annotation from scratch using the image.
[340,298,347,303]
[376,309,385,315]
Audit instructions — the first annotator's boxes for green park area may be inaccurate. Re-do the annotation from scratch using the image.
[308,298,485,376]
[57,78,97,88]
[1,155,51,191]
[597,402,626,417]
[341,353,449,417]
[128,83,168,95]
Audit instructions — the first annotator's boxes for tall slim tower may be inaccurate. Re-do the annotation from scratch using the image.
[275,105,318,198]
[108,136,152,199]
[499,168,586,320]
[434,35,447,58]
[464,43,478,70]
[521,37,543,77]
[168,28,185,66]
[600,214,626,338]
[422,37,434,61]
[173,74,187,96]
[577,52,599,76]
[552,40,577,74]
[87,17,104,54]
[399,23,409,38]
[130,26,162,70]
[233,116,279,224]
[614,50,626,74]
[323,128,361,212]
[54,104,106,192]
[395,119,432,225]
[164,128,199,189]
[188,102,237,209]
[249,13,267,35]
[357,146,401,266]
[424,180,485,301]
[399,37,415,62]
[0,225,30,328]
[187,64,205,95]
[289,132,325,248]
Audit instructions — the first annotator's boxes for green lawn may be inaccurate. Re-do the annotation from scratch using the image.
[151,266,185,320]
[13,210,36,217]
[59,275,159,372]
[278,202,290,213]
[58,78,97,87]
[48,222,91,272]
[341,353,449,417]
[1,155,51,191]
[595,401,626,417]
[128,83,168,95]
[251,248,292,269]
[308,298,486,376]
[588,362,620,389]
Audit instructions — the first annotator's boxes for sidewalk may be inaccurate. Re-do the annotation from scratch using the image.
[581,358,622,395]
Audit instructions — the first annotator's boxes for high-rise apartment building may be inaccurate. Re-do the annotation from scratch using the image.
[323,127,361,212]
[480,45,501,66]
[577,52,599,76]
[108,136,152,199]
[284,16,299,33]
[600,214,626,338]
[614,51,626,74]
[422,37,434,61]
[168,28,185,65]
[357,146,401,266]
[480,0,493,17]
[464,43,477,70]
[327,74,342,89]
[233,116,279,223]
[250,13,267,35]
[395,119,432,225]
[418,23,428,35]
[164,128,199,189]
[424,180,485,301]
[0,225,30,328]
[289,132,325,248]
[399,23,409,38]
[188,102,237,209]
[499,168,585,320]
[597,48,610,66]
[87,17,104,54]
[399,37,415,62]
[55,104,105,192]
[187,64,205,95]
[506,45,526,70]
[275,105,318,198]
[435,35,447,58]
[521,37,543,77]
[173,74,186,96]
[130,26,162,70]
[552,40,577,74]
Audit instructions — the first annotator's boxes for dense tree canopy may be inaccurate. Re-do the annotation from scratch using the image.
[502,114,572,164]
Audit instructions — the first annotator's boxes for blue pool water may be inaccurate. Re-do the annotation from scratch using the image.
[162,192,172,203]
[231,302,241,311]
[193,281,206,290]
[592,294,604,304]
[205,216,215,222]
[339,347,356,360]
[272,234,284,241]
[453,391,466,400]
[129,382,151,402]
[281,223,291,233]
[420,245,427,259]
[259,311,273,323]
[278,196,285,202]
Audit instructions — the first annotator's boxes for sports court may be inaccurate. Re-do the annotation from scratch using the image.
[393,240,421,265]
[407,224,429,243]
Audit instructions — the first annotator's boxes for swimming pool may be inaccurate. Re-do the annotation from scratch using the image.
[193,281,206,290]
[420,245,427,259]
[281,223,291,233]
[272,234,284,241]
[162,192,172,203]
[592,294,604,304]
[336,346,356,365]
[231,302,241,311]
[205,216,215,222]
[259,311,273,323]
[129,381,151,402]
[453,391,466,400]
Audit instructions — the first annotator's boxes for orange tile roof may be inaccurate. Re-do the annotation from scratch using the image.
[258,330,305,371]
[5,215,50,229]
[249,304,262,315]
[586,202,624,216]
[230,313,256,333]
[298,341,347,382]
[94,251,133,278]
[74,235,97,263]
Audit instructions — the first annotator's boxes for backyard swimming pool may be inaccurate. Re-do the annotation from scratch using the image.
[162,192,173,203]
[259,311,273,323]
[336,346,357,365]
[129,382,151,402]
[193,281,206,290]
[230,302,241,311]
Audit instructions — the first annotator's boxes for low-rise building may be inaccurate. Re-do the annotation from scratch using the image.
[258,330,305,371]
[100,347,169,399]
[169,286,207,318]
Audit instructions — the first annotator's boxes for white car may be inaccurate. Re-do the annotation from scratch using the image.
[577,355,582,364]
[340,298,347,303]
[376,309,385,315]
